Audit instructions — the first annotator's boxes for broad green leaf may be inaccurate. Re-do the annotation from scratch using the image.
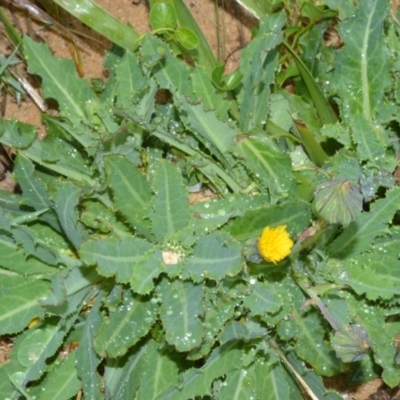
[95,290,157,357]
[191,67,229,120]
[0,119,36,149]
[27,352,81,400]
[11,224,59,266]
[351,115,386,165]
[182,232,242,282]
[131,247,163,295]
[191,193,270,236]
[0,362,21,399]
[16,327,55,367]
[238,12,284,132]
[281,90,324,141]
[79,237,161,289]
[0,120,94,184]
[175,28,198,50]
[151,160,191,242]
[155,342,242,400]
[188,285,237,360]
[24,36,95,126]
[0,233,55,275]
[136,340,179,400]
[328,186,400,257]
[178,95,237,158]
[104,342,148,400]
[10,314,79,391]
[105,155,153,239]
[235,137,293,197]
[325,0,356,19]
[150,3,177,30]
[0,190,24,218]
[47,266,101,314]
[52,181,87,249]
[217,359,301,400]
[80,200,130,237]
[333,0,390,121]
[158,279,203,352]
[13,153,51,210]
[216,368,253,399]
[347,296,400,387]
[114,51,147,109]
[76,295,102,400]
[0,279,50,335]
[220,321,250,344]
[301,2,337,21]
[150,0,216,70]
[256,361,298,400]
[277,286,343,376]
[327,252,400,300]
[140,34,192,97]
[243,280,283,315]
[225,200,311,243]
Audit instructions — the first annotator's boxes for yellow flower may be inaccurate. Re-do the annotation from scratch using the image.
[257,225,293,264]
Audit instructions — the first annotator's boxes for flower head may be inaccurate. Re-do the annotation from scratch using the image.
[257,225,293,264]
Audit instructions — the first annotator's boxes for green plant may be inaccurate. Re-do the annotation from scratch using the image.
[0,0,400,399]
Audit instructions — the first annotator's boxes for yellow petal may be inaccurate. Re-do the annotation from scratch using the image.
[257,225,294,264]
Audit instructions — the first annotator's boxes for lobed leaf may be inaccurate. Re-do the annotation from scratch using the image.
[243,280,283,315]
[27,352,81,400]
[0,120,94,184]
[235,137,293,197]
[333,0,390,121]
[346,296,400,387]
[114,51,147,109]
[140,34,192,97]
[178,95,237,160]
[130,247,164,295]
[9,313,80,396]
[158,279,203,352]
[327,252,400,300]
[79,237,161,290]
[328,186,400,257]
[24,36,95,126]
[155,342,242,400]
[277,286,343,376]
[105,155,153,240]
[52,181,87,249]
[104,342,148,400]
[76,295,103,400]
[182,232,242,282]
[136,340,179,400]
[95,290,157,357]
[151,160,191,242]
[225,200,312,243]
[238,12,284,132]
[191,193,270,236]
[0,279,51,335]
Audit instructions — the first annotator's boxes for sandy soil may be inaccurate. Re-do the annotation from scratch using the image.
[0,1,399,399]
